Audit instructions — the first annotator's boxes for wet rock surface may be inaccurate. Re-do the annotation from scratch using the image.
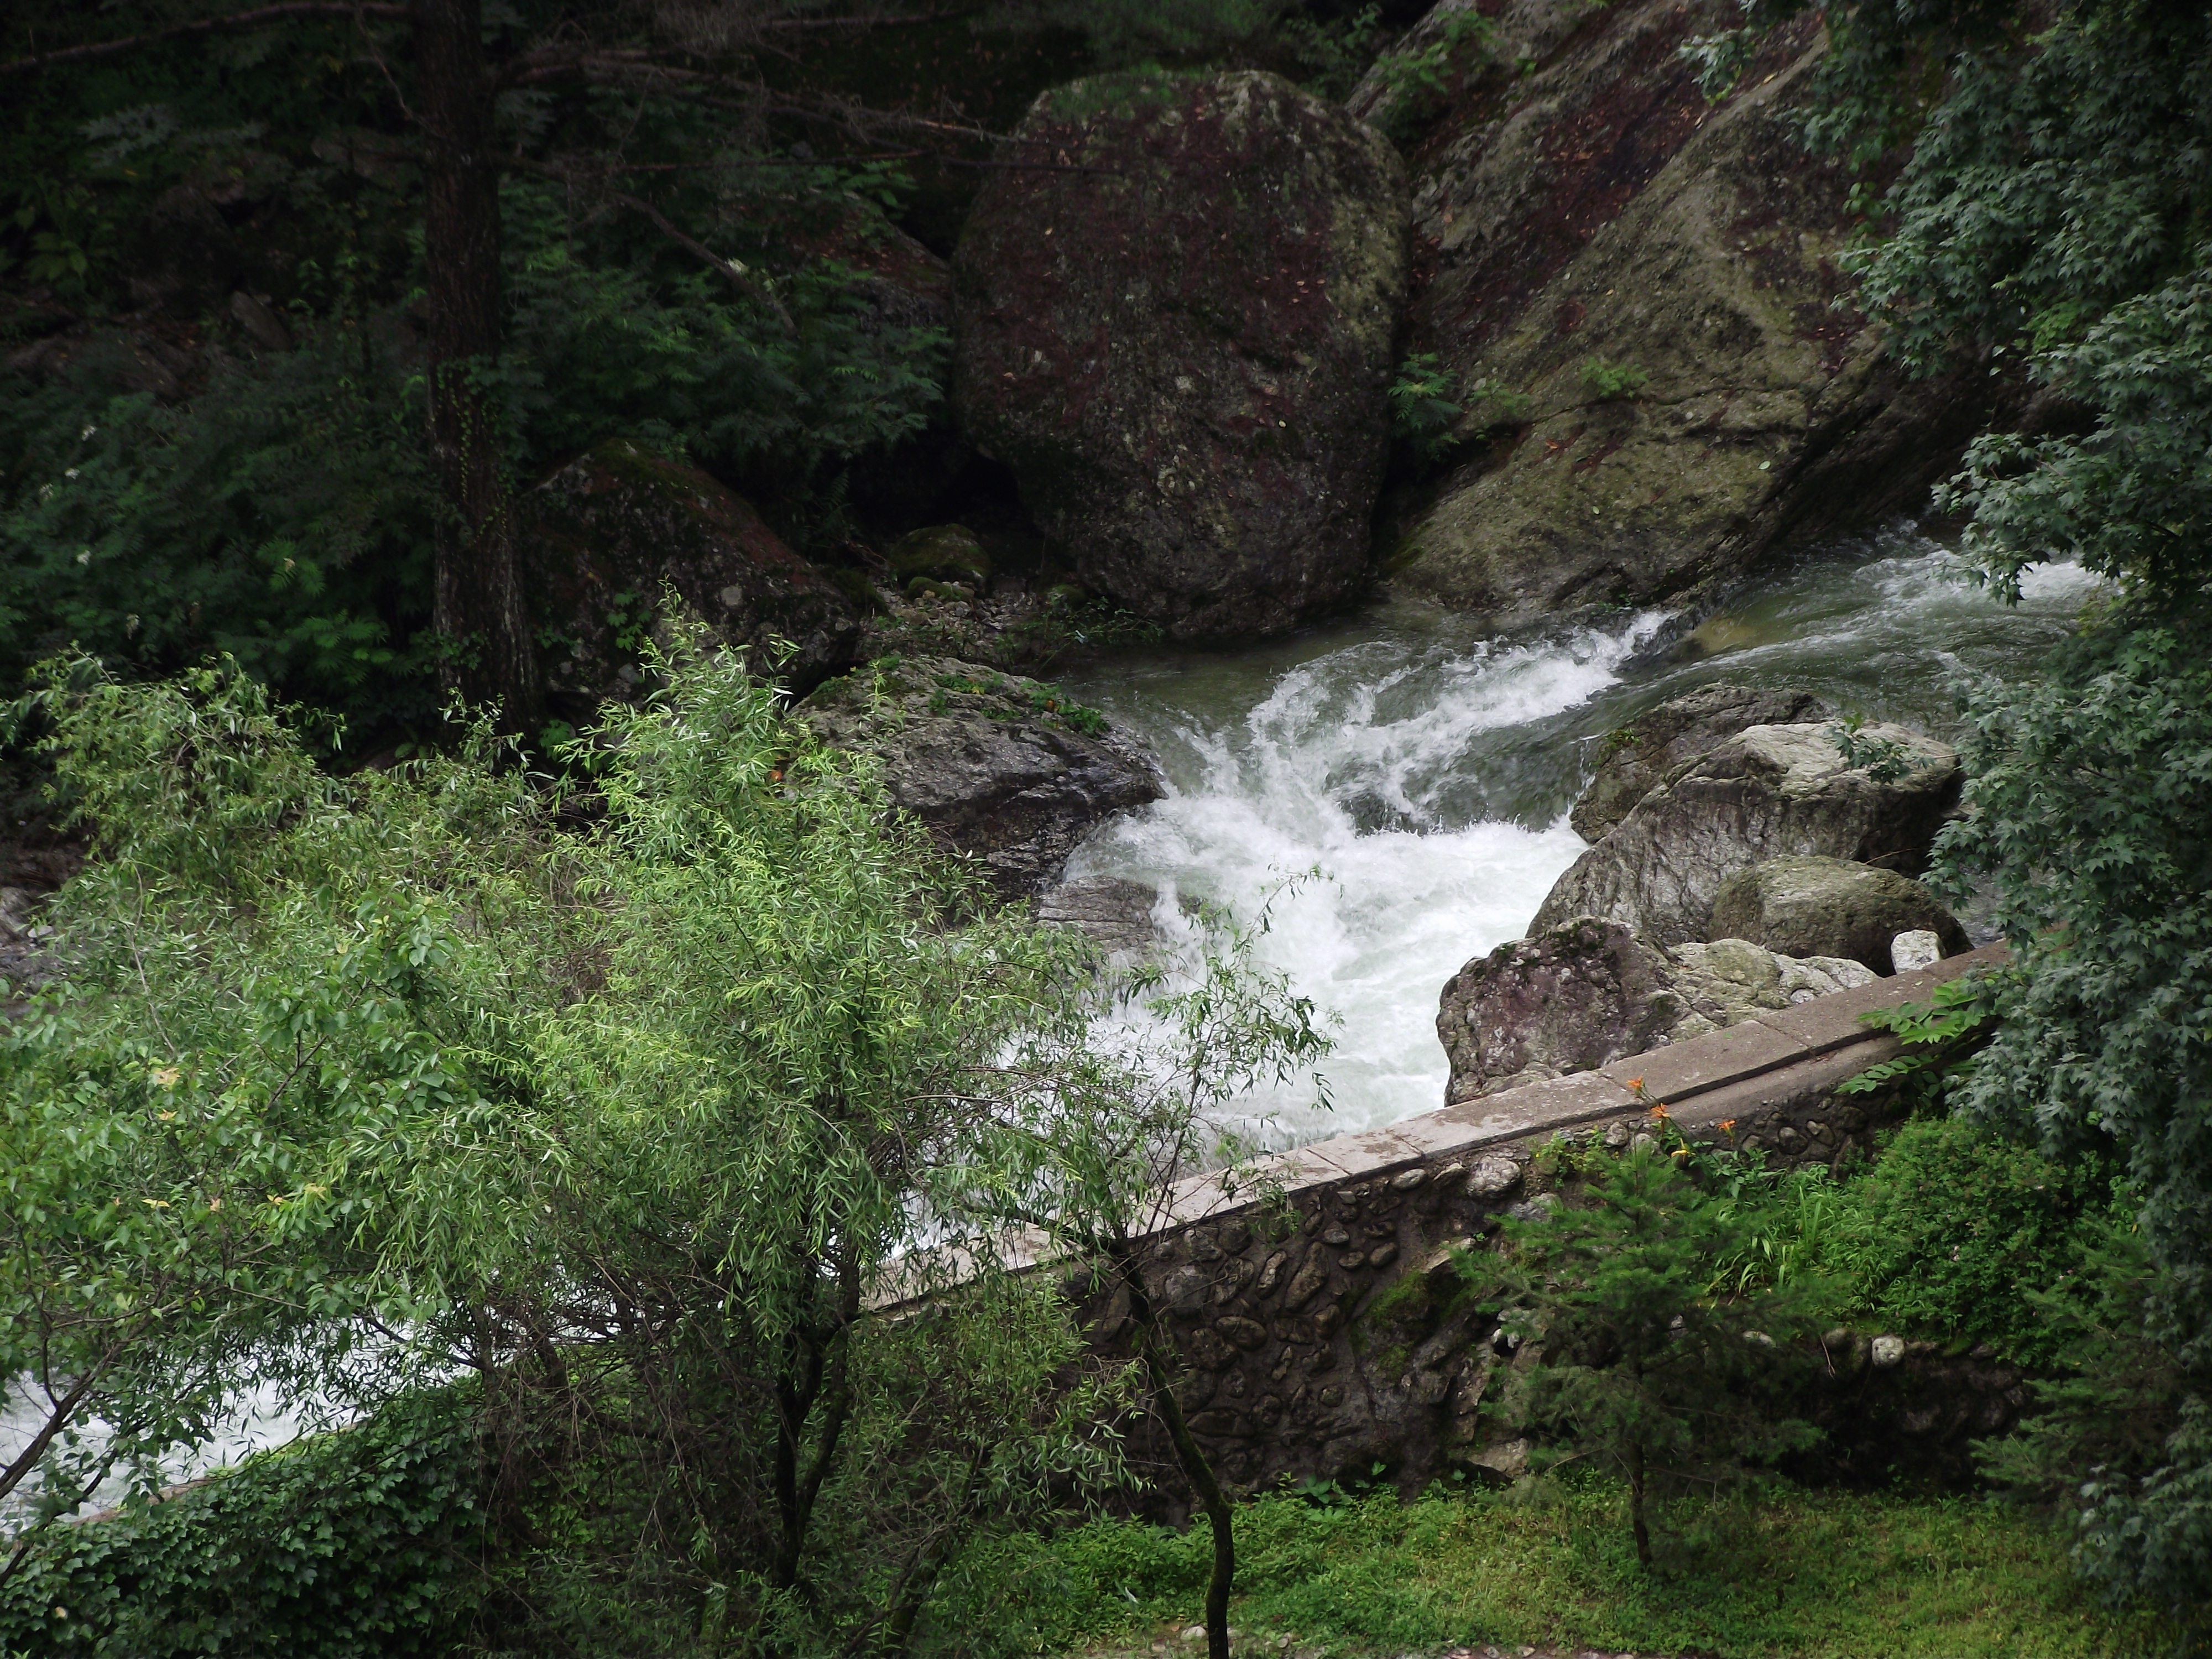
[953,70,1407,638]
[1531,721,1962,946]
[1036,876,1162,956]
[795,657,1162,898]
[1436,917,1872,1104]
[1380,0,1989,622]
[1570,681,1832,842]
[1710,853,1970,975]
[526,438,864,713]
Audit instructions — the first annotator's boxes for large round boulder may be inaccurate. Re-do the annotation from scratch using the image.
[1437,917,1874,1104]
[527,438,864,714]
[1572,682,1832,841]
[1709,855,1970,975]
[1531,721,1961,946]
[952,71,1408,639]
[795,657,1162,898]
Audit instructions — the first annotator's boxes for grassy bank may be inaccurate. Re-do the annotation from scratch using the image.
[925,1479,2174,1659]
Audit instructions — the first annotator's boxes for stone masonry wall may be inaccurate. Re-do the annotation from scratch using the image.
[1070,945,2016,1510]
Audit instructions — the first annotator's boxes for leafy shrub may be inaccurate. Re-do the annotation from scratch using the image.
[1824,1117,2127,1366]
[0,1388,483,1658]
[1578,357,1650,402]
[1387,352,1465,467]
[0,283,439,736]
[1367,9,1502,141]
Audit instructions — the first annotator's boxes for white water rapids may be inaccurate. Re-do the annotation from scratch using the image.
[1061,526,2107,1147]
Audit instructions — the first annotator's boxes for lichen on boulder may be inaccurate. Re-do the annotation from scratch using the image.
[952,70,1408,639]
[1572,681,1832,842]
[1532,721,1962,946]
[1436,916,1873,1104]
[1710,854,1970,975]
[1379,0,1989,622]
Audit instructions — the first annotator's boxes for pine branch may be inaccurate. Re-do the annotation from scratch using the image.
[0,3,410,76]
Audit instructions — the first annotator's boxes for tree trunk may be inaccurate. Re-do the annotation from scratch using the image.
[1627,1436,1651,1569]
[1113,1243,1235,1659]
[414,0,538,734]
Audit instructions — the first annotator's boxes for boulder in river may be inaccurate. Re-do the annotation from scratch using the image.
[528,438,864,712]
[795,657,1162,898]
[1572,681,1832,842]
[1437,916,1874,1104]
[952,70,1407,638]
[1531,721,1962,946]
[1372,0,1991,622]
[1709,854,1970,975]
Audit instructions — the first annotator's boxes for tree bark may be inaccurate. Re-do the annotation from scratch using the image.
[415,0,538,733]
[1627,1436,1651,1569]
[1112,1243,1235,1659]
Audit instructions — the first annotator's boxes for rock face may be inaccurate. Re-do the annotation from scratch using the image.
[1373,0,1989,620]
[1436,917,1872,1104]
[1572,681,1832,841]
[1036,877,1162,956]
[795,658,1161,897]
[952,71,1408,638]
[527,439,864,712]
[1710,854,1970,975]
[1532,721,1961,945]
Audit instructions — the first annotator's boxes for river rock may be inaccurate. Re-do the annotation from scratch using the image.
[1709,854,1969,974]
[1036,876,1161,955]
[1572,682,1832,841]
[1437,916,1874,1103]
[952,70,1407,638]
[1531,721,1961,946]
[1373,0,1989,622]
[527,438,864,712]
[795,657,1161,898]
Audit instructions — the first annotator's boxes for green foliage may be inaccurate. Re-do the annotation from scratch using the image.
[1386,352,1464,468]
[0,281,438,734]
[1366,8,1503,142]
[4,635,1337,1655]
[927,1480,2167,1658]
[497,180,950,538]
[0,1387,484,1658]
[1821,1117,2129,1366]
[1470,1145,1828,1567]
[1576,357,1649,403]
[1823,709,1932,782]
[1837,971,1999,1107]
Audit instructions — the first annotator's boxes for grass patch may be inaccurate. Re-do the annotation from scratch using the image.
[925,1479,2175,1658]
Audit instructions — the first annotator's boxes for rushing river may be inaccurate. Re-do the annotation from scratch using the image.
[1060,524,2106,1149]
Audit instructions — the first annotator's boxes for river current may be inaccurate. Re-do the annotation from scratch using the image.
[1060,524,2105,1149]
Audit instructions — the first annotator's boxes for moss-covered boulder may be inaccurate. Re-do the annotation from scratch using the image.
[1532,721,1963,946]
[952,70,1408,639]
[1375,0,1989,620]
[525,438,863,716]
[794,657,1161,897]
[1710,854,1970,975]
[1436,916,1873,1104]
[885,524,991,588]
